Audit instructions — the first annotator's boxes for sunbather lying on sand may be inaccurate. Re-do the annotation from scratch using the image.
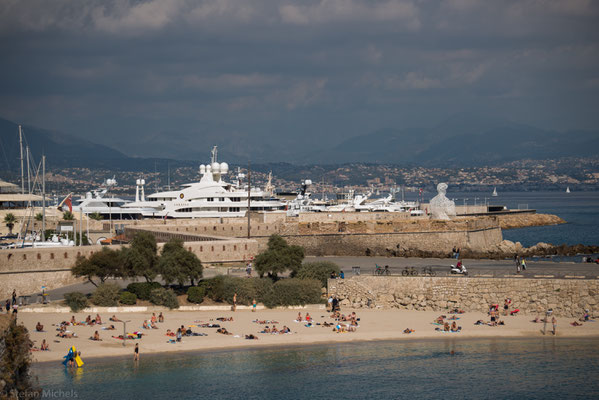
[216,328,232,335]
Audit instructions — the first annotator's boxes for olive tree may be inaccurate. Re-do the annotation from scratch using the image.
[254,234,304,280]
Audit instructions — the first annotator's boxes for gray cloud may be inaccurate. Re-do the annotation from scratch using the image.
[0,0,598,160]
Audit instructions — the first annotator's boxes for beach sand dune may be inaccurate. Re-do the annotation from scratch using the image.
[18,308,599,363]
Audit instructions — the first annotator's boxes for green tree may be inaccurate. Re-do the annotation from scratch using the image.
[89,212,103,221]
[295,261,341,287]
[254,234,304,280]
[62,211,74,220]
[71,247,124,287]
[0,319,40,397]
[34,212,43,222]
[122,231,159,282]
[157,238,203,286]
[3,212,17,235]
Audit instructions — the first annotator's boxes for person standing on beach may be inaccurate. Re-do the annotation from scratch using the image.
[5,299,9,313]
[134,343,139,361]
[521,258,527,271]
[252,298,257,312]
[233,293,237,312]
[552,317,557,335]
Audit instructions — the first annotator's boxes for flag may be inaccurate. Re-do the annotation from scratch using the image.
[64,195,72,213]
[58,194,73,212]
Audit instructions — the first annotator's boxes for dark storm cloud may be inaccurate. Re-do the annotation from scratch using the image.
[0,0,598,160]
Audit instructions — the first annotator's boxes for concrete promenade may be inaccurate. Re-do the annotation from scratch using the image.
[308,255,599,279]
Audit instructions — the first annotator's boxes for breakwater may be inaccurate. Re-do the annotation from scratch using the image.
[328,276,598,318]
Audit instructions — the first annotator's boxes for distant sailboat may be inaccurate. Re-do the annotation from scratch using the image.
[566,186,571,193]
[492,187,498,197]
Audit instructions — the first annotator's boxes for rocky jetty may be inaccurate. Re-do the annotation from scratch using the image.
[496,213,565,229]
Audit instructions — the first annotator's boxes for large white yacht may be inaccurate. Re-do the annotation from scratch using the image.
[70,178,155,220]
[123,147,286,218]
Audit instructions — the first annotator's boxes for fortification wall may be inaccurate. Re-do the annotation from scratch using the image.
[328,276,599,318]
[0,237,258,300]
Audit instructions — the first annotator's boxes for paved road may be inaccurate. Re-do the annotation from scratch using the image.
[306,256,599,278]
[15,256,598,306]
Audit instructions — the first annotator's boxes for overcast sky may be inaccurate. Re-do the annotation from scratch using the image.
[0,0,598,159]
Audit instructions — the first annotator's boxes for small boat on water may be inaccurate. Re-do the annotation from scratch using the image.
[492,187,498,197]
[566,186,571,193]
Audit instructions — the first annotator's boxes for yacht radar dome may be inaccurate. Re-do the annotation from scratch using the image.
[220,162,229,174]
[199,164,206,174]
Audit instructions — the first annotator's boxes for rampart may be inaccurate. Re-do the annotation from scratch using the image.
[0,236,258,300]
[328,276,598,318]
[127,216,503,256]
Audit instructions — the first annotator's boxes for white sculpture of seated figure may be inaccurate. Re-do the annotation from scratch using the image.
[429,183,456,220]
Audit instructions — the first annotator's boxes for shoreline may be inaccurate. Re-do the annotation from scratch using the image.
[31,331,599,367]
[18,308,599,364]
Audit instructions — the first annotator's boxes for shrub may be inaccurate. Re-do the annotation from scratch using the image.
[201,276,274,306]
[187,286,206,304]
[295,261,341,287]
[201,275,226,302]
[263,278,322,308]
[126,282,162,301]
[91,283,121,306]
[150,288,179,309]
[119,291,137,305]
[64,292,88,312]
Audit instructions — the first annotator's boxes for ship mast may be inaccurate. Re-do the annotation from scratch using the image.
[19,125,24,194]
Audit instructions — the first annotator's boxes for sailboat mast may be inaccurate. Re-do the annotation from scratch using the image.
[42,155,46,242]
[19,125,24,195]
[247,161,251,239]
[26,146,31,197]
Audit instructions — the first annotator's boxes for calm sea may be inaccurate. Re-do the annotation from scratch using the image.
[33,338,599,399]
[429,191,599,247]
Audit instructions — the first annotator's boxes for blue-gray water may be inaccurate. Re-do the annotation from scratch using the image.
[33,338,599,399]
[434,191,599,247]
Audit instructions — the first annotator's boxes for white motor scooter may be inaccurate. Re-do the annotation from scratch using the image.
[450,263,468,275]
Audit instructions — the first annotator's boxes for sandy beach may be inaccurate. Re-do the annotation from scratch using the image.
[15,307,599,364]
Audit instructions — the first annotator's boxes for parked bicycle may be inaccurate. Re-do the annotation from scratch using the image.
[422,266,436,276]
[401,266,418,276]
[374,264,391,276]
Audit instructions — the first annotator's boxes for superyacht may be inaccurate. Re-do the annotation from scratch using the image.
[123,147,286,218]
[68,178,155,220]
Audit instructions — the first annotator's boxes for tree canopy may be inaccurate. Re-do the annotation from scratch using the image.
[294,261,341,287]
[71,247,124,287]
[254,234,304,279]
[89,212,103,221]
[4,213,16,234]
[157,238,203,286]
[122,231,159,282]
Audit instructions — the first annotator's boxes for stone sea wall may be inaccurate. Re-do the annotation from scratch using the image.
[328,276,598,318]
[129,216,503,256]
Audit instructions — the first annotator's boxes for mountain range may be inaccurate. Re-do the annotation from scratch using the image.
[0,115,597,170]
